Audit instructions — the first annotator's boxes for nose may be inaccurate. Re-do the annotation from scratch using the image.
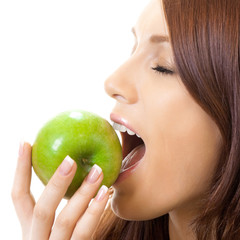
[104,59,138,104]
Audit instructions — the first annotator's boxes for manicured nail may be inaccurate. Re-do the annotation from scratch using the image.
[95,185,108,201]
[18,141,24,157]
[86,164,102,183]
[59,155,74,176]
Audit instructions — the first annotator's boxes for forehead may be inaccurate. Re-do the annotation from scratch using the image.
[134,0,169,40]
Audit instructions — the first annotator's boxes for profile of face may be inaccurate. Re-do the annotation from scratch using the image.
[104,0,222,221]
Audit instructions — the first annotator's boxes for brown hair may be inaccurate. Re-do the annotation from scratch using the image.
[94,0,240,239]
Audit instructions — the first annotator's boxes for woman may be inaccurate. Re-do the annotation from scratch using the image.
[12,0,240,239]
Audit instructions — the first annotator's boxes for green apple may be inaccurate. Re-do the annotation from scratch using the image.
[32,110,122,199]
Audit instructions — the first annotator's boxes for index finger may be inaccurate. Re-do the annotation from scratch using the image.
[30,156,77,240]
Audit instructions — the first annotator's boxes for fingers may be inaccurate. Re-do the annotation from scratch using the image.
[13,144,109,240]
[30,156,77,240]
[11,142,35,233]
[50,165,108,240]
[72,185,109,240]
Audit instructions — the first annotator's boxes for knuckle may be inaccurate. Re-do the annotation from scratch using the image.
[11,188,24,203]
[87,205,100,217]
[50,178,62,191]
[55,215,72,229]
[33,205,51,221]
[11,189,20,202]
[72,232,90,240]
[76,185,91,199]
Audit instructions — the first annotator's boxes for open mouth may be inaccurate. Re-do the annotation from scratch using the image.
[113,122,145,172]
[121,131,144,159]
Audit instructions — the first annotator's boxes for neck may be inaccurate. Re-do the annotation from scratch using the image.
[168,206,199,240]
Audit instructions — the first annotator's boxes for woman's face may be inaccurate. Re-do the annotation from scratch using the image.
[104,0,222,221]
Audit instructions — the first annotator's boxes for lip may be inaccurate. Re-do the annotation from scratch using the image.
[110,112,145,185]
[110,113,140,136]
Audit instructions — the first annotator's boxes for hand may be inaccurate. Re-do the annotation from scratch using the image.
[12,142,109,240]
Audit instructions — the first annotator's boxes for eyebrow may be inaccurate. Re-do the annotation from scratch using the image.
[150,35,169,43]
[131,27,169,43]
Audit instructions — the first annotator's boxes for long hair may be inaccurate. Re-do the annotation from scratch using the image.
[94,0,240,239]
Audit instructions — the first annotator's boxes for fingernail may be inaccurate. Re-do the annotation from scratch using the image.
[86,164,102,183]
[18,141,24,157]
[59,155,74,176]
[95,185,108,201]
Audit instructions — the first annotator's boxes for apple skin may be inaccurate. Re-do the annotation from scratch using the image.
[32,110,122,199]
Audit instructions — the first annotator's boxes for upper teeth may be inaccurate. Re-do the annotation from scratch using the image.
[112,122,141,138]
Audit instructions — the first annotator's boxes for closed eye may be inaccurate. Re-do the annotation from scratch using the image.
[152,65,174,75]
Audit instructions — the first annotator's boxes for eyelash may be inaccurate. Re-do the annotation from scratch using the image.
[152,65,174,75]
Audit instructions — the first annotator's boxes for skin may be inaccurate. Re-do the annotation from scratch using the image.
[12,0,222,239]
[12,142,110,240]
[105,0,222,239]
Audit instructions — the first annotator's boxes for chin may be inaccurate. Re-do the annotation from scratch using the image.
[110,192,168,221]
[111,204,142,221]
[110,192,140,221]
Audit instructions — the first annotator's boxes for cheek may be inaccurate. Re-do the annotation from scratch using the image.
[148,91,223,203]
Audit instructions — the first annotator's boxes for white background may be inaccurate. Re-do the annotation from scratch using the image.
[0,0,148,238]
